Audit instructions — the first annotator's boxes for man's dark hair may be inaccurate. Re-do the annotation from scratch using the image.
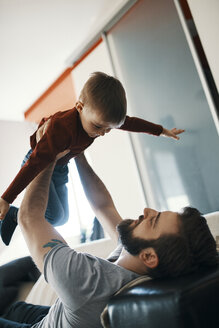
[79,72,127,124]
[118,207,218,278]
[178,207,218,268]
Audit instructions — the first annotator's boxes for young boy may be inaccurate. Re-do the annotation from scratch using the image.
[0,71,184,245]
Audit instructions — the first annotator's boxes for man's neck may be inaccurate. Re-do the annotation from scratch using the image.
[114,248,147,275]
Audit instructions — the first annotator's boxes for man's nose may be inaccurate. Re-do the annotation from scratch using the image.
[143,208,150,217]
[143,208,156,218]
[99,130,105,136]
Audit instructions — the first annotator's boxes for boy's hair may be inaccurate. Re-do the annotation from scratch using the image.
[79,72,127,124]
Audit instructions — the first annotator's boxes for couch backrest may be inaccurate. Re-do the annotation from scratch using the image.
[103,212,219,328]
[105,262,219,328]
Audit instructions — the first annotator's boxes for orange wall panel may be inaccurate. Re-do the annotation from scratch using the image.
[24,68,77,123]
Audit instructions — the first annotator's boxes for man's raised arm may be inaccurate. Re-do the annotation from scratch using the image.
[75,153,122,242]
[18,161,67,272]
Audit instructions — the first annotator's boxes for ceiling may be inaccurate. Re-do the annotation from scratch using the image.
[0,0,127,121]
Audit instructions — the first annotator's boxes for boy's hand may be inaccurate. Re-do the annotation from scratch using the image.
[161,128,185,140]
[0,198,9,220]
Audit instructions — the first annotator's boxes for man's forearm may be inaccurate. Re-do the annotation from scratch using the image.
[75,153,122,240]
[19,162,56,222]
[75,154,115,211]
[18,160,67,273]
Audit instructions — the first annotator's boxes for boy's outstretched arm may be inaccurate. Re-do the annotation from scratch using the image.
[119,115,185,140]
[75,153,122,242]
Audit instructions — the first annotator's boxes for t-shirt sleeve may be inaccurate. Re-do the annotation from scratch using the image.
[118,115,163,136]
[1,118,72,203]
[44,244,105,311]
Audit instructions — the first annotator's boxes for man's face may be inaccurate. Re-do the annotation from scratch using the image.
[76,102,121,138]
[117,208,179,248]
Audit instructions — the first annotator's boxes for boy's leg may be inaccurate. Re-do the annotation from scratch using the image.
[0,206,18,245]
[45,181,69,226]
[45,164,69,226]
[0,317,31,328]
[0,149,33,246]
[55,183,69,224]
[1,151,69,245]
[23,151,69,227]
[2,301,50,325]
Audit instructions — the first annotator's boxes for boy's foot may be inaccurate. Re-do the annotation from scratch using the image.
[0,206,18,245]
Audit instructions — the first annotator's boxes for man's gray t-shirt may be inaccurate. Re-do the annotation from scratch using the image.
[32,244,139,328]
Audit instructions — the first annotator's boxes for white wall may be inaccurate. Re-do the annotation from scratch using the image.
[187,0,219,93]
[72,41,146,220]
[0,0,129,121]
[0,120,36,203]
[0,120,36,255]
[87,130,145,220]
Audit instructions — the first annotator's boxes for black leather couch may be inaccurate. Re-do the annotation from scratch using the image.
[106,264,219,328]
[0,256,40,315]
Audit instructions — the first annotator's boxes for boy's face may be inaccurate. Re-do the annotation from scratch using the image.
[76,102,122,138]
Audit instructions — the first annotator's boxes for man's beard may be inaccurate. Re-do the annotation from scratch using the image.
[117,218,151,256]
[117,219,134,232]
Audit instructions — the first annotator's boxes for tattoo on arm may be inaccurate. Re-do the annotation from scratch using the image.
[43,239,65,249]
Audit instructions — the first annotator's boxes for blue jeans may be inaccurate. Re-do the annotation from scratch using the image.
[22,149,69,227]
[0,301,50,327]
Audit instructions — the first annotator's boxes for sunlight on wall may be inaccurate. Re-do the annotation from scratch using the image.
[56,159,95,241]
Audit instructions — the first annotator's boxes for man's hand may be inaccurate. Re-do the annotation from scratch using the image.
[36,119,51,143]
[161,127,185,140]
[0,198,9,220]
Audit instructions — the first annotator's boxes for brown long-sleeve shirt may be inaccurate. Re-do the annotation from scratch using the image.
[1,107,163,203]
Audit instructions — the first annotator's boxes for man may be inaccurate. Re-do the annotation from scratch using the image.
[0,152,217,327]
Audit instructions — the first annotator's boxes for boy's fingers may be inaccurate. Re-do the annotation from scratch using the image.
[174,129,185,135]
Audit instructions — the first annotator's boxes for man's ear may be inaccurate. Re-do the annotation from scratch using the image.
[139,247,159,269]
[75,101,84,112]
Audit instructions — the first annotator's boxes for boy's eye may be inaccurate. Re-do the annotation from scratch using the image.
[94,125,101,129]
